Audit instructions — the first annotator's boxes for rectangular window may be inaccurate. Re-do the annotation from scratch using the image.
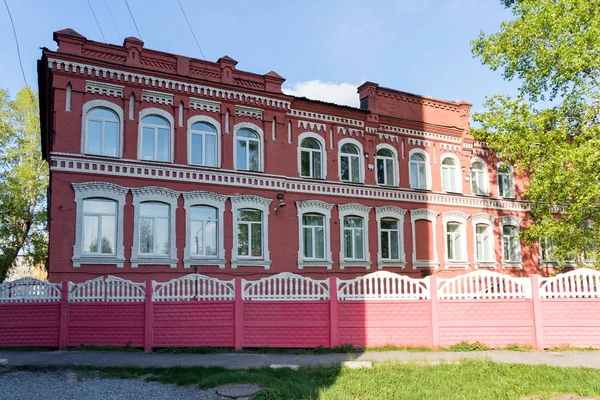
[502,225,519,262]
[380,218,400,260]
[475,224,492,262]
[139,202,170,256]
[446,222,462,261]
[237,209,263,258]
[340,156,350,181]
[82,199,116,255]
[343,216,364,260]
[302,214,325,259]
[190,206,218,257]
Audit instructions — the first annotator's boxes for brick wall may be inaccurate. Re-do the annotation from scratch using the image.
[0,304,60,347]
[541,300,600,348]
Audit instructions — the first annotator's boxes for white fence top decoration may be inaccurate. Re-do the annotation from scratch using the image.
[0,278,61,303]
[152,274,235,301]
[539,269,600,299]
[337,271,430,300]
[242,272,330,301]
[68,276,145,302]
[437,270,531,300]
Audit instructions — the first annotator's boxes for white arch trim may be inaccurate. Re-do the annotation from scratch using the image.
[187,114,222,168]
[297,132,327,180]
[81,99,125,158]
[233,122,265,172]
[137,108,175,163]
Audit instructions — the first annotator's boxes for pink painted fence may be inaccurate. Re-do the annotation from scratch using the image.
[1,270,599,350]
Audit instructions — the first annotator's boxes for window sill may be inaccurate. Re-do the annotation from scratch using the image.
[340,179,364,185]
[377,260,407,269]
[475,261,497,269]
[137,158,174,165]
[232,259,272,270]
[184,258,225,269]
[474,193,491,197]
[84,153,122,160]
[445,260,470,269]
[298,260,332,270]
[502,262,523,269]
[410,187,431,192]
[131,257,178,269]
[340,260,372,270]
[72,256,125,268]
[412,260,440,269]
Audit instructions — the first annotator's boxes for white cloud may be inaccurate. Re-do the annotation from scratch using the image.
[283,80,360,108]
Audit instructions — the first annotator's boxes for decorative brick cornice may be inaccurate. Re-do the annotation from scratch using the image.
[85,80,124,97]
[376,206,406,217]
[189,97,220,113]
[131,186,179,199]
[338,203,372,214]
[296,200,334,211]
[337,126,364,137]
[288,109,363,128]
[235,105,263,120]
[379,124,462,144]
[410,208,439,222]
[142,89,174,106]
[442,211,469,224]
[72,181,128,195]
[500,215,523,227]
[298,120,326,132]
[472,213,496,226]
[230,194,273,207]
[182,191,227,203]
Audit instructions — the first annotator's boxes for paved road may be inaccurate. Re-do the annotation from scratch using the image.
[1,350,599,369]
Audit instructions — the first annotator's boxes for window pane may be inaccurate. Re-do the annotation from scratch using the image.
[303,227,313,258]
[344,229,353,258]
[83,215,99,253]
[204,220,217,256]
[303,215,324,226]
[447,233,455,260]
[142,115,168,126]
[301,138,320,149]
[191,220,204,255]
[354,228,364,259]
[104,121,118,157]
[140,218,153,254]
[89,108,117,120]
[386,159,394,185]
[300,150,310,177]
[155,217,169,255]
[100,215,115,254]
[236,140,247,169]
[83,199,116,214]
[191,122,215,133]
[237,129,257,138]
[238,223,249,256]
[239,209,261,222]
[190,133,203,165]
[344,217,362,228]
[341,144,358,154]
[351,157,360,182]
[142,127,155,160]
[381,219,398,230]
[418,163,426,187]
[313,151,322,179]
[87,120,102,154]
[340,156,349,181]
[315,227,325,259]
[249,141,259,171]
[442,167,450,191]
[250,223,262,257]
[377,159,385,184]
[390,230,399,259]
[410,163,418,186]
[381,231,389,259]
[157,128,169,162]
[205,134,216,167]
[191,206,217,220]
[140,202,169,218]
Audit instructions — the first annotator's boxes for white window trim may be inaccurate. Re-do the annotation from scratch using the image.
[296,200,333,269]
[81,100,124,158]
[539,237,558,267]
[72,182,128,268]
[408,148,432,190]
[297,132,327,180]
[442,211,469,268]
[497,162,515,198]
[187,115,221,168]
[472,213,497,268]
[137,108,175,163]
[131,186,179,268]
[440,153,463,194]
[375,143,399,187]
[470,157,490,196]
[410,208,440,269]
[183,191,227,269]
[376,206,406,269]
[338,203,372,269]
[233,122,265,172]
[231,194,272,269]
[500,215,523,268]
[338,138,365,184]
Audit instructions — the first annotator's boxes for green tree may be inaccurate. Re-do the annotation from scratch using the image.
[471,0,600,267]
[0,88,48,282]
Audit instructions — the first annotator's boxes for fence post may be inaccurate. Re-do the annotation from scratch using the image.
[429,275,440,348]
[58,281,69,350]
[144,280,154,352]
[234,278,243,351]
[530,274,544,349]
[329,277,340,348]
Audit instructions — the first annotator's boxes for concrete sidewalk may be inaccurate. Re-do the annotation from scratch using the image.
[1,350,599,370]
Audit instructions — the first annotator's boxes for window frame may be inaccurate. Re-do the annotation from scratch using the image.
[375,144,399,187]
[497,162,515,198]
[408,149,431,190]
[233,122,264,172]
[338,203,372,269]
[82,198,117,256]
[470,157,489,196]
[187,115,221,168]
[230,194,272,269]
[296,200,333,269]
[131,186,179,268]
[471,213,497,268]
[183,191,227,269]
[338,138,364,184]
[137,108,175,163]
[442,211,469,268]
[440,154,462,193]
[297,132,327,180]
[500,215,523,268]
[72,182,128,268]
[410,208,440,269]
[81,100,124,158]
[376,206,406,268]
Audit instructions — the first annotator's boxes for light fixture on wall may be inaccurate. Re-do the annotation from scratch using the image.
[274,193,286,213]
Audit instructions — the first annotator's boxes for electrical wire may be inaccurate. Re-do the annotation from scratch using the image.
[104,0,122,41]
[124,0,142,40]
[176,0,206,60]
[3,0,36,106]
[86,0,107,43]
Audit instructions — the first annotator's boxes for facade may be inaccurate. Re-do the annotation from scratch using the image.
[39,29,542,284]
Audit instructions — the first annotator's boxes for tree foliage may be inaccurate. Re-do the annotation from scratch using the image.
[471,0,600,267]
[0,88,48,282]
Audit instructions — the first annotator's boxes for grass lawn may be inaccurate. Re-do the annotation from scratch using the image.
[90,359,600,400]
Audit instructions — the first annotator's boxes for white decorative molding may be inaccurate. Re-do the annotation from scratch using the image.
[407,138,431,148]
[376,206,407,269]
[410,208,440,269]
[296,200,334,270]
[48,57,291,110]
[130,186,179,269]
[68,276,145,302]
[442,211,470,268]
[474,148,489,157]
[539,269,600,299]
[440,143,461,153]
[142,89,174,105]
[462,142,473,151]
[472,213,496,226]
[235,105,263,120]
[66,84,72,111]
[298,120,326,132]
[81,100,125,158]
[85,80,124,97]
[379,124,462,144]
[337,271,429,300]
[288,108,363,127]
[153,274,235,301]
[500,215,523,227]
[442,211,469,225]
[243,272,330,301]
[0,278,61,303]
[189,97,221,113]
[337,126,364,137]
[338,203,372,270]
[128,94,135,120]
[297,132,327,180]
[50,154,531,212]
[437,270,531,300]
[500,214,523,269]
[230,194,273,270]
[377,132,399,142]
[471,213,497,268]
[475,140,489,148]
[72,182,128,268]
[183,191,227,269]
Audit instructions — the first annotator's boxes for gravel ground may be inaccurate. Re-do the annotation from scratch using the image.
[0,370,224,400]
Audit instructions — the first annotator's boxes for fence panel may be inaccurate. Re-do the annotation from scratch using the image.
[242,272,329,300]
[152,274,235,301]
[337,271,430,300]
[0,278,61,303]
[539,269,600,299]
[69,276,145,302]
[437,270,531,300]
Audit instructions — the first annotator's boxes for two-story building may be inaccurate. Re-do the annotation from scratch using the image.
[39,29,541,283]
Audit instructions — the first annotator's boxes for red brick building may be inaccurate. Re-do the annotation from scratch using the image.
[39,29,542,283]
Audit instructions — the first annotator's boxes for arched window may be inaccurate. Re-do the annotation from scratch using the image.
[498,163,514,198]
[409,153,428,189]
[300,138,323,179]
[340,143,361,183]
[190,122,217,167]
[471,161,487,195]
[139,201,170,255]
[190,205,218,257]
[82,198,117,254]
[237,208,263,257]
[85,107,119,157]
[236,129,260,171]
[376,148,396,186]
[141,115,171,162]
[302,214,325,259]
[441,156,461,193]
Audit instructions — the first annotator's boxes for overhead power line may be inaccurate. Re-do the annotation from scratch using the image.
[124,0,142,40]
[104,0,122,41]
[176,0,206,60]
[87,0,107,43]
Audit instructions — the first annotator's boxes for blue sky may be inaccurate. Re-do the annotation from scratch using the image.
[1,0,518,114]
